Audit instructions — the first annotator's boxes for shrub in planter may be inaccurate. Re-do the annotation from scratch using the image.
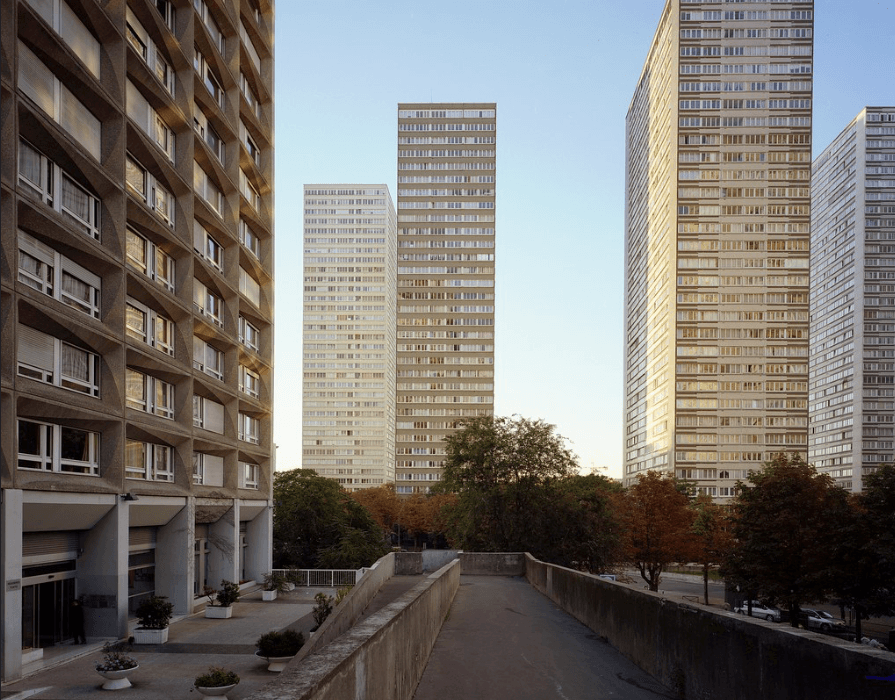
[194,666,240,688]
[262,572,288,592]
[215,580,240,607]
[95,642,138,673]
[135,595,174,629]
[256,629,305,658]
[312,592,333,629]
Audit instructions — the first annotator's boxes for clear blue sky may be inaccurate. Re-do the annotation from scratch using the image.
[273,0,894,479]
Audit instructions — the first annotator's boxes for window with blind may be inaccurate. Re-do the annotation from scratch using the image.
[193,336,223,380]
[126,81,174,161]
[18,139,101,240]
[240,461,259,489]
[239,169,260,210]
[193,279,223,326]
[194,0,225,54]
[193,452,223,486]
[126,368,174,419]
[240,72,260,118]
[193,396,224,434]
[194,220,224,270]
[23,0,100,78]
[126,297,174,356]
[238,364,260,398]
[18,419,100,475]
[126,228,175,292]
[239,219,260,258]
[239,267,260,307]
[194,49,224,109]
[193,162,223,215]
[239,121,260,165]
[126,7,174,95]
[126,154,175,227]
[239,22,261,74]
[238,412,260,444]
[239,315,260,351]
[126,439,173,481]
[193,105,224,164]
[17,230,101,318]
[17,41,101,159]
[17,324,100,396]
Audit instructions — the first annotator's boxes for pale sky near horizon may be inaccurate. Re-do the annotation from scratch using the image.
[273,0,894,480]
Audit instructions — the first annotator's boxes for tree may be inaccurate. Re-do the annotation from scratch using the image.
[617,471,695,591]
[273,469,388,569]
[350,484,401,537]
[690,494,733,605]
[722,454,852,627]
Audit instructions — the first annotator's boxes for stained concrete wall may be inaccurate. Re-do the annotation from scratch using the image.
[394,552,422,575]
[251,559,460,700]
[460,552,525,575]
[525,555,895,700]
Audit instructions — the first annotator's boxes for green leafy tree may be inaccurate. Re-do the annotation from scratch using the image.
[273,469,388,569]
[690,494,732,605]
[723,454,852,627]
[617,471,695,591]
[551,473,624,573]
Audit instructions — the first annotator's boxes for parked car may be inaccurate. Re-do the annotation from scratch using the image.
[801,609,847,632]
[734,600,781,622]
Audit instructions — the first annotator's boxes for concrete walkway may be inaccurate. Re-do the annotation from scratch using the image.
[1,587,326,700]
[413,576,676,700]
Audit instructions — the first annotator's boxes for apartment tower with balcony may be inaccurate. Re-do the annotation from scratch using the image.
[395,103,496,494]
[302,185,397,491]
[623,1,814,495]
[1,0,275,680]
[809,107,895,491]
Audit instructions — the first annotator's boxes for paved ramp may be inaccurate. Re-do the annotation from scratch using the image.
[413,576,675,700]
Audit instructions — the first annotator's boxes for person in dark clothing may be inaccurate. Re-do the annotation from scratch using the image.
[71,599,86,644]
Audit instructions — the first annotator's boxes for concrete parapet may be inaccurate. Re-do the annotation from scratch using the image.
[394,552,422,575]
[459,552,525,575]
[294,552,396,664]
[525,555,895,700]
[249,559,460,700]
[421,549,459,572]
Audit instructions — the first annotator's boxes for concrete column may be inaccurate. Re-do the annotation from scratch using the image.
[243,502,272,582]
[1,489,24,682]
[80,499,128,640]
[156,499,194,616]
[207,501,238,587]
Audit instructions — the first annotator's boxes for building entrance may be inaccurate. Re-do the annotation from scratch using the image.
[21,576,76,649]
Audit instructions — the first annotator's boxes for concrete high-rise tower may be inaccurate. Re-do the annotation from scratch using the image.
[395,103,496,494]
[623,1,814,495]
[2,0,275,680]
[810,107,895,491]
[302,185,397,491]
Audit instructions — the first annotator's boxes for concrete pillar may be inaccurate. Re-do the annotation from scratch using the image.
[1,489,24,682]
[156,499,194,616]
[207,502,238,587]
[80,499,128,640]
[243,502,272,582]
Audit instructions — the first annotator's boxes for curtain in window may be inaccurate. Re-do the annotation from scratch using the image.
[206,343,219,373]
[155,248,172,285]
[155,315,171,347]
[127,304,147,340]
[19,251,42,279]
[60,426,90,461]
[18,141,43,188]
[154,446,172,479]
[126,440,146,474]
[126,369,145,407]
[61,174,91,223]
[154,185,171,221]
[62,271,90,304]
[61,343,89,382]
[154,381,170,415]
[127,230,147,269]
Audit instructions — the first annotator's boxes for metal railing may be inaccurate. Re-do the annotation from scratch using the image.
[271,569,359,588]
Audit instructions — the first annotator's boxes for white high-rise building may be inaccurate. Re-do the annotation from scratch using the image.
[809,107,895,491]
[302,185,397,491]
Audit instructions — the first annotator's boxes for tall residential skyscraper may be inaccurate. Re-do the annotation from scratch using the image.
[623,1,814,496]
[302,185,397,491]
[2,0,275,681]
[396,103,496,494]
[810,107,895,492]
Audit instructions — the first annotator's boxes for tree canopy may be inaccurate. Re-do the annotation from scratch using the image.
[272,469,388,569]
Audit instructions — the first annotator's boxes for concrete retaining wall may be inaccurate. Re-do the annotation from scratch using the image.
[421,549,459,572]
[251,559,460,700]
[394,552,422,575]
[294,553,396,663]
[460,552,525,575]
[526,555,895,700]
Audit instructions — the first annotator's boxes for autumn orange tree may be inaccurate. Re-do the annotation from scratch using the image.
[617,471,695,591]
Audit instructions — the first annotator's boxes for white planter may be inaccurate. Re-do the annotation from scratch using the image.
[256,650,295,672]
[97,665,138,690]
[195,684,237,699]
[133,626,168,644]
[284,582,295,591]
[262,589,277,601]
[205,606,233,619]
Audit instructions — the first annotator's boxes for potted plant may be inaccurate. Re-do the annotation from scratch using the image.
[255,629,304,672]
[284,567,305,591]
[261,572,287,601]
[133,595,174,644]
[204,580,240,618]
[194,666,240,699]
[311,592,333,631]
[95,642,138,690]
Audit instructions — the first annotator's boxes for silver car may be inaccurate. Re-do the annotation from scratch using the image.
[802,609,847,632]
[734,600,781,622]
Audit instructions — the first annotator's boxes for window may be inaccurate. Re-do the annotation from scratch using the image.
[17,325,100,396]
[193,106,224,163]
[194,0,225,54]
[239,219,260,258]
[125,8,174,95]
[239,72,260,117]
[126,368,174,419]
[193,279,223,326]
[18,231,101,318]
[18,419,99,475]
[193,395,224,433]
[126,155,174,226]
[25,0,100,77]
[239,22,261,74]
[239,267,260,306]
[238,412,260,444]
[239,365,260,398]
[126,228,175,292]
[193,162,223,215]
[193,220,223,270]
[126,298,174,355]
[239,169,260,210]
[154,0,175,31]
[193,452,223,486]
[126,440,173,481]
[240,461,259,489]
[193,336,223,380]
[17,41,101,159]
[126,81,174,161]
[239,315,259,351]
[194,49,224,108]
[239,121,260,164]
[18,140,101,240]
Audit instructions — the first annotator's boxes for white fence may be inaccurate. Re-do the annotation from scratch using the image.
[271,569,359,588]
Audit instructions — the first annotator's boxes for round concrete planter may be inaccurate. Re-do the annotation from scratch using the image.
[204,606,233,619]
[255,651,295,672]
[97,665,138,690]
[195,684,237,699]
[133,626,168,644]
